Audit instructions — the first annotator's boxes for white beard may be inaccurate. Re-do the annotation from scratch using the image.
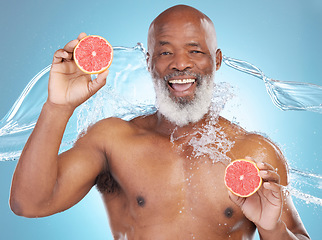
[152,71,215,127]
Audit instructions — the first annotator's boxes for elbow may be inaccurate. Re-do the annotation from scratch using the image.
[9,194,30,217]
[9,193,41,218]
[9,195,26,217]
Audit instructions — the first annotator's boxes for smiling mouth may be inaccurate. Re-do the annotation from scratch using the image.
[168,78,196,92]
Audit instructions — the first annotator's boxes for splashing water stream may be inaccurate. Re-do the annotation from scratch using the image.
[0,44,321,207]
[223,56,322,113]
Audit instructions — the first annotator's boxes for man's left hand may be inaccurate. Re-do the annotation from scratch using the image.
[228,159,283,231]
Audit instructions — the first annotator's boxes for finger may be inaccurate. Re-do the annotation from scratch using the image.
[88,70,109,96]
[228,190,246,208]
[263,182,281,192]
[260,182,283,209]
[53,49,70,64]
[62,33,87,53]
[259,169,280,184]
[257,161,276,171]
[244,156,259,166]
[244,156,256,162]
[77,32,87,41]
[63,39,79,53]
[97,69,109,81]
[263,182,282,202]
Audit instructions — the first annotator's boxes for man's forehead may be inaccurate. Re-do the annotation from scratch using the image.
[148,5,217,53]
[149,19,214,45]
[152,21,202,38]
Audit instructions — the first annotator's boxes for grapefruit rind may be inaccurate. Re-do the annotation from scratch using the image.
[73,35,113,74]
[224,159,262,198]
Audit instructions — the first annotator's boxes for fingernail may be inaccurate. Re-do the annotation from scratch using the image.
[263,182,270,187]
[259,170,268,177]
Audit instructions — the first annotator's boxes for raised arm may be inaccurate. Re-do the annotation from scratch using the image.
[10,33,109,217]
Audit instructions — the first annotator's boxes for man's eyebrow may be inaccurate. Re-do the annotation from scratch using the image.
[157,41,202,47]
[186,42,201,48]
[158,40,170,46]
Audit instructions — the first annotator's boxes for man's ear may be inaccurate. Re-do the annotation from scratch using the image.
[146,52,151,72]
[215,49,222,71]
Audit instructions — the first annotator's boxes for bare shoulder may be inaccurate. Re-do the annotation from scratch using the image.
[77,117,136,141]
[74,116,151,156]
[241,132,288,185]
[220,117,289,185]
[88,117,134,133]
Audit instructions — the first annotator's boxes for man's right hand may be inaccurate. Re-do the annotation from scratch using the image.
[48,32,109,109]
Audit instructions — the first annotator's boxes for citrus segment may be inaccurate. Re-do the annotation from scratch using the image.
[224,159,262,197]
[74,35,113,74]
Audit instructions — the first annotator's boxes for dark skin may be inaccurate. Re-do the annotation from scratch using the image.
[10,5,310,240]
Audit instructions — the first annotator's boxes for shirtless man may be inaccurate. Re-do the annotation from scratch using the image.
[10,5,310,240]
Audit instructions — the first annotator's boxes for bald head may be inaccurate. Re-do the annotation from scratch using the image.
[150,4,210,25]
[148,5,218,57]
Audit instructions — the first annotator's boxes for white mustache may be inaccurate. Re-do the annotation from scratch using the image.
[163,71,201,82]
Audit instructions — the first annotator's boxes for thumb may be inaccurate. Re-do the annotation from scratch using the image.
[88,70,109,96]
[228,190,245,207]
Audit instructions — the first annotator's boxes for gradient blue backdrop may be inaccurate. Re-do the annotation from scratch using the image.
[0,0,321,239]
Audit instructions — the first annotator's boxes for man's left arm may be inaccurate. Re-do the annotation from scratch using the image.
[229,134,310,240]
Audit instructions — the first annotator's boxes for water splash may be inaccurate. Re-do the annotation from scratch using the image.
[223,56,322,113]
[0,65,51,160]
[170,112,235,165]
[222,56,322,204]
[187,120,235,164]
[0,43,156,161]
[0,43,321,208]
[287,168,322,206]
[169,82,235,165]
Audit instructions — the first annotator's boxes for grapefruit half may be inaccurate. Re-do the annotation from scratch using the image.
[73,35,113,74]
[224,159,262,197]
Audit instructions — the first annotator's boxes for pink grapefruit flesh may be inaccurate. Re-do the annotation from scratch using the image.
[224,159,262,197]
[74,35,113,74]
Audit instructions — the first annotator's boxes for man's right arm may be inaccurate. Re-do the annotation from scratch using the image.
[9,33,109,217]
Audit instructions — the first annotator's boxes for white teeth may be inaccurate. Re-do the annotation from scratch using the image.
[168,79,195,84]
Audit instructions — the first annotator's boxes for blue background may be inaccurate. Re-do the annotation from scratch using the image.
[0,0,321,239]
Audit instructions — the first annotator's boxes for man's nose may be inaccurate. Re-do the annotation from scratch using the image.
[169,53,194,71]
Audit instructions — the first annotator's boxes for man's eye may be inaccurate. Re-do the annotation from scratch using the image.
[191,50,203,54]
[160,51,171,56]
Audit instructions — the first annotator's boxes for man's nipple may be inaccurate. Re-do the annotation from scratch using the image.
[224,207,234,218]
[137,196,146,207]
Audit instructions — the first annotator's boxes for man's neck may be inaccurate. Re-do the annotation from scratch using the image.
[154,111,212,139]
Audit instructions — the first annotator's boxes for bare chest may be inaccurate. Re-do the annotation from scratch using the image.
[103,136,254,238]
